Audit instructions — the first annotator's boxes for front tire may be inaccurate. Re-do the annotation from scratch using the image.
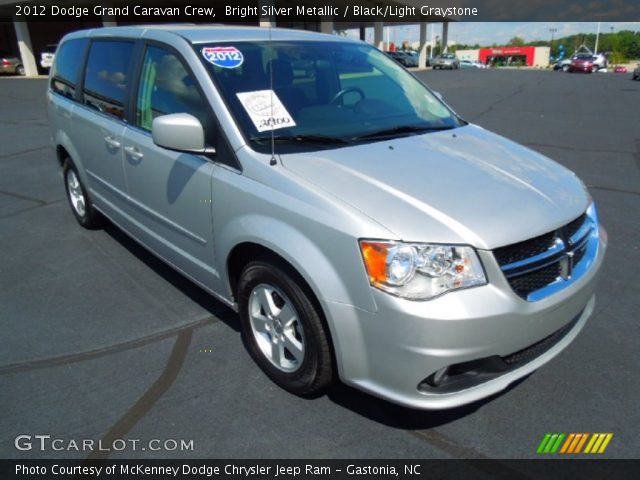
[237,258,334,396]
[63,159,103,229]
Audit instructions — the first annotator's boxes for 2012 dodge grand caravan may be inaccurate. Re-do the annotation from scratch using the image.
[48,26,606,409]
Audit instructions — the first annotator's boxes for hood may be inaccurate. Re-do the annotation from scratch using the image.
[280,125,589,250]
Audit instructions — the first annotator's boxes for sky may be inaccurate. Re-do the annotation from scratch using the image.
[347,22,640,47]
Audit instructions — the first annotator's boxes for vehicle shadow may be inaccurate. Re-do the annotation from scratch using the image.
[103,222,240,332]
[104,221,528,429]
[327,376,529,429]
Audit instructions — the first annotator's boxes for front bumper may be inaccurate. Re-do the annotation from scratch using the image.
[324,226,607,409]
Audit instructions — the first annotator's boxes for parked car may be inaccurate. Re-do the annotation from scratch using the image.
[569,55,596,73]
[460,60,485,69]
[554,59,572,72]
[633,64,640,80]
[49,26,606,410]
[614,66,628,74]
[401,51,420,67]
[0,51,25,76]
[40,44,58,70]
[386,51,413,67]
[432,53,460,69]
[591,53,608,71]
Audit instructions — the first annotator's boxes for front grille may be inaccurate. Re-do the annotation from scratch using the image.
[494,212,593,300]
[493,231,557,266]
[508,263,561,298]
[573,244,587,266]
[565,213,587,239]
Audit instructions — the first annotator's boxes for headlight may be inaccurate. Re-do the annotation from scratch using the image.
[359,240,487,300]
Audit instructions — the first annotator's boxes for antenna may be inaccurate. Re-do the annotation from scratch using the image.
[268,25,277,166]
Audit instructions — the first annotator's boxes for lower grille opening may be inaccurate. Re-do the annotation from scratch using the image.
[418,312,581,394]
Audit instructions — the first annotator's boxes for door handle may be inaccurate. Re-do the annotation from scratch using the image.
[124,146,144,161]
[104,136,121,149]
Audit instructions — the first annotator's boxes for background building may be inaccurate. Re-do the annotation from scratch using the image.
[457,46,550,67]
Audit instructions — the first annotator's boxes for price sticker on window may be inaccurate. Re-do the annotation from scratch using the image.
[236,90,296,132]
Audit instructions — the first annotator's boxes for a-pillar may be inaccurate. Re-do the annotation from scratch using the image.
[12,20,38,77]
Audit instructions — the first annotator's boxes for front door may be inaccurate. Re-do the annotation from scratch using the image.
[121,44,217,289]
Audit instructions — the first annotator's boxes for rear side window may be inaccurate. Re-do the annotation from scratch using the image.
[136,46,210,133]
[83,40,134,121]
[51,39,88,100]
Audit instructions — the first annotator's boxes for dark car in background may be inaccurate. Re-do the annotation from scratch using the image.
[400,51,420,67]
[385,51,413,67]
[0,51,25,76]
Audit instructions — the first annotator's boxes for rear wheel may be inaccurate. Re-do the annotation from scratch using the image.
[237,258,334,396]
[562,64,570,72]
[15,65,25,76]
[63,159,103,229]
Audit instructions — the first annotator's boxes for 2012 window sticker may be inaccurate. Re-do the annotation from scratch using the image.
[202,46,244,69]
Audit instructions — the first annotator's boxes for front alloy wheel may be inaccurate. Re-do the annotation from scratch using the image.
[237,258,334,396]
[248,284,305,373]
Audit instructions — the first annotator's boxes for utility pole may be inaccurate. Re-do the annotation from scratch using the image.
[549,28,557,57]
[594,22,601,53]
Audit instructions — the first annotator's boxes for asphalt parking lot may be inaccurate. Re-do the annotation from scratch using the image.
[1,69,639,460]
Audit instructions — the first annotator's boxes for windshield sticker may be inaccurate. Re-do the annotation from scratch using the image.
[236,90,296,132]
[202,47,244,69]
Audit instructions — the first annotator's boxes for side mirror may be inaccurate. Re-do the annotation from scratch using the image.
[152,113,211,154]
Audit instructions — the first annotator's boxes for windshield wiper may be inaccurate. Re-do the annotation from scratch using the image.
[352,124,455,141]
[251,134,348,145]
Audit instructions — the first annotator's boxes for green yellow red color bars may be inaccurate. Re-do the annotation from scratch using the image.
[537,433,613,454]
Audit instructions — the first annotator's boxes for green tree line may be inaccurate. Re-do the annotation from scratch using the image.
[454,30,640,61]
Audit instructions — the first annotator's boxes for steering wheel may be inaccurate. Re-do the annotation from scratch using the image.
[329,87,365,106]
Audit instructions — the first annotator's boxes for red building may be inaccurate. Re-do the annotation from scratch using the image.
[479,46,537,66]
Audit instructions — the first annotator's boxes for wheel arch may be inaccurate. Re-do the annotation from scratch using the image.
[226,240,340,376]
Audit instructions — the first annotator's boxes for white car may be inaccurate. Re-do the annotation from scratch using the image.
[40,44,57,70]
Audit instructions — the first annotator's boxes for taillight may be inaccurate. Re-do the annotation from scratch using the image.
[1,59,11,65]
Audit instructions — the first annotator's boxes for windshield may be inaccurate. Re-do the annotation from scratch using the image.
[197,41,463,153]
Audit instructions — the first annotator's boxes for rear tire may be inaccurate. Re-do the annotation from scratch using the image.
[237,258,334,397]
[16,65,25,76]
[63,159,103,229]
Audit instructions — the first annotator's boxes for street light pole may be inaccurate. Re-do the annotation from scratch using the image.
[594,22,601,53]
[549,28,557,57]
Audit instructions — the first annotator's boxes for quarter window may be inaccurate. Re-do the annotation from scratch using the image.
[50,38,88,100]
[136,46,210,135]
[83,41,134,120]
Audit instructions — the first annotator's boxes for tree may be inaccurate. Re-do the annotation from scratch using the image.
[508,36,526,46]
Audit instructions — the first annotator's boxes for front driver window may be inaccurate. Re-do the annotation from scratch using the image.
[136,46,210,135]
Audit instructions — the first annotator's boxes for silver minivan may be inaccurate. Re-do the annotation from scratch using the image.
[48,26,606,409]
